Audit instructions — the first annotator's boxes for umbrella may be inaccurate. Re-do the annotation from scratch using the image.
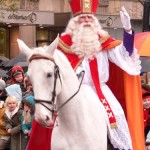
[0,56,9,63]
[134,32,150,56]
[15,62,28,67]
[5,54,27,67]
[0,69,8,78]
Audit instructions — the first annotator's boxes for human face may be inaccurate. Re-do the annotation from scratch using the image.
[14,74,23,83]
[24,104,30,112]
[78,15,93,26]
[143,98,150,109]
[7,101,18,112]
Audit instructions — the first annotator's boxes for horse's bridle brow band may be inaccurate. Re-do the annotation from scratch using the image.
[29,54,54,62]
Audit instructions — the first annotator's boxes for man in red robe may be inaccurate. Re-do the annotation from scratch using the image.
[27,0,144,149]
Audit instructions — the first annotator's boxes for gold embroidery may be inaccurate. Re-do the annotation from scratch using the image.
[100,35,110,44]
[58,38,72,53]
[83,0,91,13]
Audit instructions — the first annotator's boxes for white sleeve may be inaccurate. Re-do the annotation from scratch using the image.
[107,43,141,75]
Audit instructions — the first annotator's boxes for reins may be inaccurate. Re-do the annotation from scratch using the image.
[57,70,85,112]
[29,54,84,117]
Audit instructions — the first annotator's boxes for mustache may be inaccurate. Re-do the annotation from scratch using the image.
[80,22,94,27]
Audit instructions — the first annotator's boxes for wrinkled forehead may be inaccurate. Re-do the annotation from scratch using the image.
[74,14,94,21]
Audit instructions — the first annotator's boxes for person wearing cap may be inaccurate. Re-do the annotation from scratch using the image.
[27,0,143,150]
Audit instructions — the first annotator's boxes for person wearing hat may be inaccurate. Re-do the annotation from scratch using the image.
[27,0,143,150]
[10,66,27,96]
[20,95,35,150]
[142,90,150,138]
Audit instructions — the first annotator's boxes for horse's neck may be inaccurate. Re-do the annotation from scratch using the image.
[56,71,86,130]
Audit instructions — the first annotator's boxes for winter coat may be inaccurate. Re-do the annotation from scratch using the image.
[0,107,10,136]
[4,108,25,150]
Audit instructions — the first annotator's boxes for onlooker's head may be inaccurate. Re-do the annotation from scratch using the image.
[142,90,150,109]
[5,95,19,112]
[0,79,6,92]
[22,95,35,114]
[11,66,24,83]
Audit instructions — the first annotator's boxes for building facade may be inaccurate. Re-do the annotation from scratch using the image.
[0,0,143,58]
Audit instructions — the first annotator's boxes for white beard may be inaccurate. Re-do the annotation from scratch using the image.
[71,23,101,59]
[62,15,108,60]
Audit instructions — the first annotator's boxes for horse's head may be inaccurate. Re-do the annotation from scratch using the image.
[17,36,62,127]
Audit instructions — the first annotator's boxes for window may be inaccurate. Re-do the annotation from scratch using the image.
[36,27,64,47]
[0,28,7,56]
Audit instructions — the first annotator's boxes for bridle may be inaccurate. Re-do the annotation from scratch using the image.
[29,54,84,119]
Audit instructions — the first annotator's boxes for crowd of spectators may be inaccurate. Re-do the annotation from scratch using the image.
[0,65,34,150]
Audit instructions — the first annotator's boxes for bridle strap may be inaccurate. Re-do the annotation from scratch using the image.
[29,53,84,115]
[57,70,85,112]
[29,54,54,62]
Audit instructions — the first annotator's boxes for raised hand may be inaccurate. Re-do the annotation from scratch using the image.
[120,6,131,32]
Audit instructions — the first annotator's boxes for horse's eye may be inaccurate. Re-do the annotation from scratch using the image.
[47,73,52,78]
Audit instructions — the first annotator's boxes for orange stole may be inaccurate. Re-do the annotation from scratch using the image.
[107,62,144,150]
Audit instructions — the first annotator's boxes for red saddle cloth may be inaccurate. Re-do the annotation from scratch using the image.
[27,119,52,150]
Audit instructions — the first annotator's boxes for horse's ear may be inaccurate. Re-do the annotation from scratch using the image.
[17,39,32,57]
[46,34,59,55]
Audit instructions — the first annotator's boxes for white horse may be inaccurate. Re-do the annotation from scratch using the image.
[17,36,107,150]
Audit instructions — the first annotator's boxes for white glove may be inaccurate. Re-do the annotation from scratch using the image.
[120,6,131,31]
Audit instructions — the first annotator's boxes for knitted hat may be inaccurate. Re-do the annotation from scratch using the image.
[69,0,98,16]
[22,95,35,113]
[142,90,150,99]
[0,79,6,91]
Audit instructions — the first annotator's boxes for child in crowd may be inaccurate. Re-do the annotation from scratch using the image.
[11,65,26,95]
[143,90,150,139]
[0,101,10,150]
[4,95,23,150]
[21,95,35,150]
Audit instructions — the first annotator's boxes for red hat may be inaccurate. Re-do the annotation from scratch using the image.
[142,90,150,99]
[69,0,99,16]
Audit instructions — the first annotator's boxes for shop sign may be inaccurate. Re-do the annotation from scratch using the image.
[7,12,37,23]
[0,9,54,25]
